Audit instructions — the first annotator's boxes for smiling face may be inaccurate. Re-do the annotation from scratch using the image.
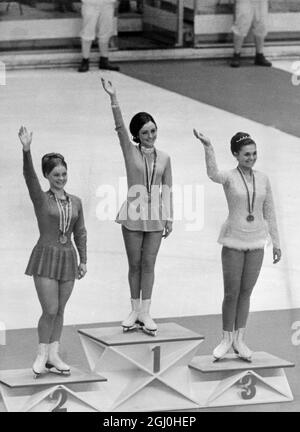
[46,164,68,191]
[138,121,157,148]
[234,143,257,170]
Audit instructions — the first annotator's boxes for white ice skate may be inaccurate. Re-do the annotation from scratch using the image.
[122,298,141,332]
[233,328,252,362]
[138,299,157,337]
[46,341,71,375]
[213,331,233,361]
[32,343,49,378]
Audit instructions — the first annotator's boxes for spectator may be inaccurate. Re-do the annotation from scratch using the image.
[78,0,119,72]
[231,0,272,68]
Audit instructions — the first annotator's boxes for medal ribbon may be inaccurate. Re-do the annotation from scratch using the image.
[140,147,157,199]
[54,194,72,236]
[237,167,256,217]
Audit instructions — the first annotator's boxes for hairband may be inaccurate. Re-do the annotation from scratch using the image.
[236,136,251,143]
[42,153,64,161]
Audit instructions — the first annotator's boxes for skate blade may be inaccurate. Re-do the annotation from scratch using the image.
[46,365,71,376]
[141,328,157,337]
[238,355,252,363]
[122,326,138,333]
[32,368,49,379]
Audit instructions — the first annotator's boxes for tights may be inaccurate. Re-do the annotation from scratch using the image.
[34,276,74,344]
[122,226,163,300]
[221,246,264,331]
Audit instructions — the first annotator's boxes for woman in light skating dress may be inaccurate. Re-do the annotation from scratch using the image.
[193,129,281,361]
[102,79,173,336]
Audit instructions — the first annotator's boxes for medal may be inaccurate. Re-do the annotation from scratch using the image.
[59,234,68,244]
[237,167,256,223]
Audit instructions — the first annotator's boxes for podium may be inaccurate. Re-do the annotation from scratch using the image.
[189,352,295,408]
[0,367,107,412]
[78,322,205,411]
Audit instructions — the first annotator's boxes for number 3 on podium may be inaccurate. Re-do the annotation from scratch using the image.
[238,373,257,400]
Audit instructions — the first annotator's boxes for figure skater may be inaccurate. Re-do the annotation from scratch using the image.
[101,78,173,336]
[19,126,87,377]
[193,129,281,361]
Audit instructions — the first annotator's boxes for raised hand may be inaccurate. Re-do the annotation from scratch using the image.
[193,129,211,147]
[273,247,281,264]
[18,126,33,151]
[101,77,116,97]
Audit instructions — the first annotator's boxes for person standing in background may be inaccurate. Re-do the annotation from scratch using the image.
[78,0,119,72]
[231,0,272,68]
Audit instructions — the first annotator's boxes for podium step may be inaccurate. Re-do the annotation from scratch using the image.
[189,352,295,373]
[189,352,294,408]
[79,322,204,411]
[78,322,204,346]
[0,367,107,412]
[0,367,106,388]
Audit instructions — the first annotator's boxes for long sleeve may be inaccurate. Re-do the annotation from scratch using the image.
[111,103,132,158]
[73,199,87,264]
[263,177,280,249]
[161,156,173,221]
[23,149,44,206]
[204,145,229,185]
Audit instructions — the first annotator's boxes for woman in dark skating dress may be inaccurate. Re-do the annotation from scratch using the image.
[102,79,173,336]
[18,126,87,377]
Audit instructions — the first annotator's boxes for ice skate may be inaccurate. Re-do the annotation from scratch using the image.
[122,298,141,332]
[233,328,252,362]
[32,343,49,378]
[46,341,71,375]
[138,299,157,336]
[213,331,233,361]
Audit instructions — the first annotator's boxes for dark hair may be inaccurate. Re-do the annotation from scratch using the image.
[129,112,157,143]
[42,153,67,177]
[230,132,256,155]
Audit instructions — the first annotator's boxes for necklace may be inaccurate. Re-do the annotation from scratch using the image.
[237,167,256,222]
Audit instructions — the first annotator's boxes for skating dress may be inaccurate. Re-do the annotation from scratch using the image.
[23,150,87,281]
[112,104,173,231]
[204,145,280,251]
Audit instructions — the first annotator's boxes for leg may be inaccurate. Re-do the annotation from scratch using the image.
[121,226,144,331]
[122,226,144,299]
[140,231,163,300]
[32,276,59,376]
[50,280,75,343]
[78,3,98,72]
[221,247,245,332]
[97,2,119,71]
[233,248,264,361]
[47,280,75,374]
[253,0,271,66]
[230,0,253,67]
[138,231,163,336]
[213,247,244,360]
[34,276,59,343]
[235,248,264,329]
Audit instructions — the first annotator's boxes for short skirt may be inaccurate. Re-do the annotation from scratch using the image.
[25,243,78,281]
